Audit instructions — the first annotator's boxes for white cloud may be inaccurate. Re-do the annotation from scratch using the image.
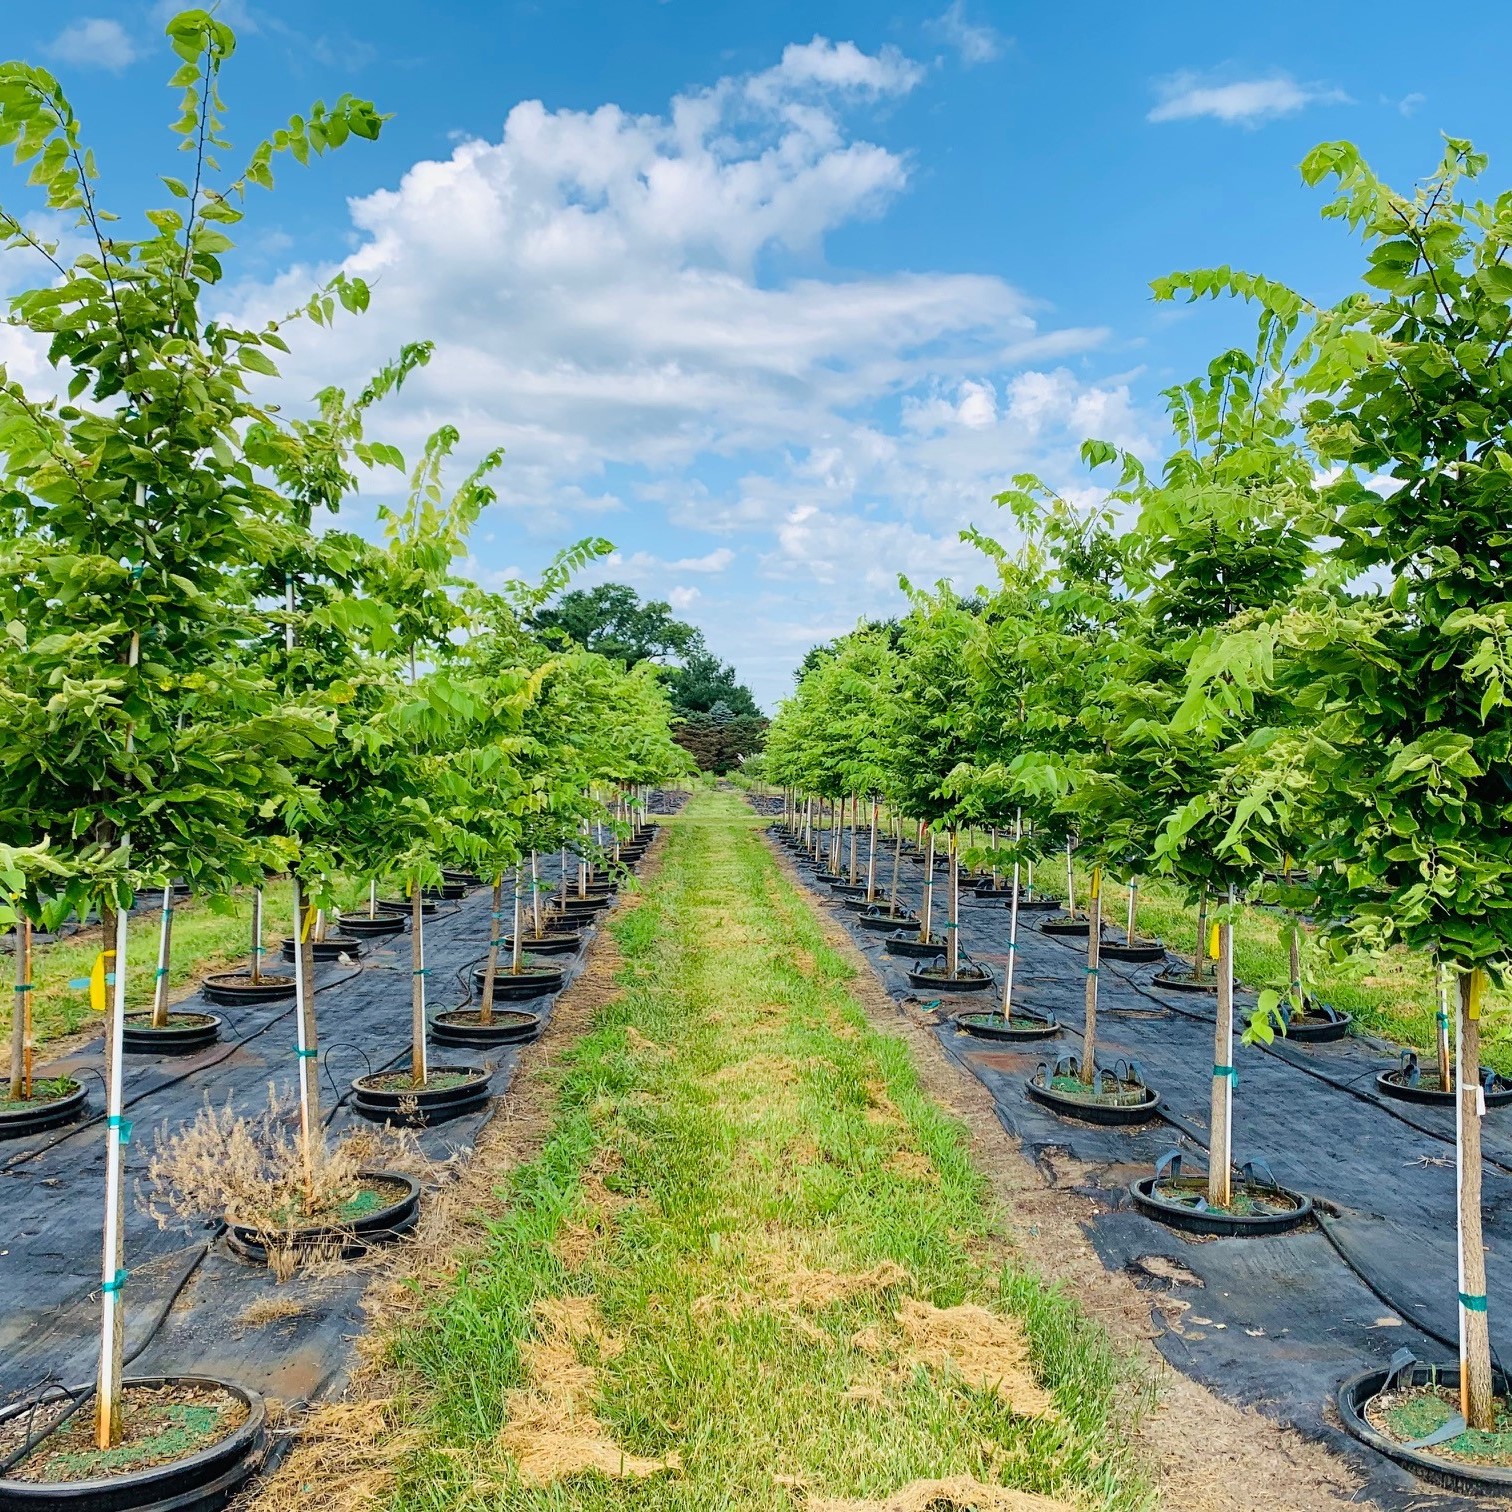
[667,585,702,611]
[927,2,1004,66]
[45,18,137,72]
[217,36,1142,707]
[1148,71,1350,127]
[1395,91,1426,117]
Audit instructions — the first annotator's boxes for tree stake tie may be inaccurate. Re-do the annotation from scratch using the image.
[294,1048,317,1060]
[100,1269,128,1296]
[1460,1291,1489,1313]
[1214,1064,1238,1086]
[106,1115,132,1144]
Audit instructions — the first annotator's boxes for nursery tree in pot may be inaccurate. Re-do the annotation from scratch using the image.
[1162,137,1512,1425]
[0,4,385,1457]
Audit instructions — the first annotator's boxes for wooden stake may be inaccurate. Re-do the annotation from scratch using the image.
[865,799,878,901]
[1208,886,1236,1209]
[946,830,960,978]
[481,876,503,1026]
[1080,868,1101,1086]
[531,852,542,938]
[95,896,128,1449]
[1126,878,1138,946]
[1458,967,1494,1429]
[9,919,29,1101]
[290,875,320,1210]
[1064,837,1076,919]
[920,830,935,943]
[250,886,264,984]
[1437,960,1453,1094]
[1000,811,1022,1024]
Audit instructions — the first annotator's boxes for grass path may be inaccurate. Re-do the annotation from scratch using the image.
[368,791,1152,1511]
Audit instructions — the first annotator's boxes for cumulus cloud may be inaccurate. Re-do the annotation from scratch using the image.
[1148,71,1350,126]
[216,35,1144,706]
[927,2,1004,66]
[667,585,702,611]
[45,18,137,72]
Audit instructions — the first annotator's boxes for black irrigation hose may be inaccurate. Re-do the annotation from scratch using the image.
[1,966,365,1175]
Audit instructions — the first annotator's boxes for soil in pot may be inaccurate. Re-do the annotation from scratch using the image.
[0,1076,87,1138]
[351,1066,492,1126]
[340,911,408,937]
[906,963,995,993]
[421,883,469,901]
[1026,1058,1161,1124]
[856,908,918,932]
[1039,916,1092,937]
[470,963,565,998]
[506,931,582,955]
[279,936,362,962]
[379,896,438,916]
[1014,896,1061,912]
[224,1172,419,1261]
[1368,1381,1512,1472]
[955,1010,1059,1042]
[1129,1174,1312,1236]
[1377,1058,1512,1107]
[0,1379,249,1485]
[1099,938,1166,964]
[122,1011,220,1055]
[432,1008,541,1046]
[201,971,296,1006]
[1279,1000,1351,1043]
[1152,964,1218,993]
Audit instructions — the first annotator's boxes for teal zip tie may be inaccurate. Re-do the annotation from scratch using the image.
[413,968,431,977]
[68,977,90,990]
[1460,1292,1489,1313]
[1005,941,1018,951]
[294,1048,317,1060]
[107,1114,133,1143]
[489,938,509,948]
[154,967,168,979]
[1085,966,1100,976]
[13,981,31,992]
[105,972,115,986]
[1214,1064,1238,1085]
[101,1268,129,1295]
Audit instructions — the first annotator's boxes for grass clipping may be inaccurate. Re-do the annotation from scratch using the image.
[501,1296,681,1486]
[895,1299,1056,1419]
[810,1477,1077,1512]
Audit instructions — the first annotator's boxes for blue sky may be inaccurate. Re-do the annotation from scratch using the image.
[5,2,1511,706]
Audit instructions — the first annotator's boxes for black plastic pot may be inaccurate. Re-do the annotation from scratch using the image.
[1151,967,1218,994]
[351,1066,492,1127]
[0,1080,87,1141]
[830,882,868,898]
[813,870,844,884]
[471,963,566,999]
[1014,896,1061,913]
[557,897,612,917]
[340,911,408,938]
[1337,1358,1512,1497]
[431,1008,542,1047]
[201,971,295,1007]
[906,964,996,994]
[840,895,887,913]
[954,1010,1059,1042]
[1129,1174,1313,1237]
[856,908,918,932]
[1025,1060,1161,1125]
[1099,938,1166,964]
[1376,1061,1512,1108]
[0,1374,266,1512]
[421,882,469,901]
[884,931,947,959]
[122,1012,221,1056]
[379,896,438,916]
[506,931,582,956]
[1280,1002,1351,1043]
[225,1172,421,1263]
[972,885,1017,900]
[279,936,362,963]
[1039,917,1091,937]
[442,870,483,887]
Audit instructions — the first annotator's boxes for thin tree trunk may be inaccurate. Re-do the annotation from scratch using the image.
[848,796,859,884]
[1000,812,1022,1024]
[480,877,503,1028]
[578,822,588,900]
[865,799,879,901]
[1126,878,1139,946]
[920,830,935,942]
[1080,869,1101,1086]
[10,919,31,1101]
[990,827,998,889]
[1458,968,1493,1429]
[888,820,903,915]
[149,884,174,1029]
[1208,886,1236,1208]
[290,875,320,1211]
[410,885,428,1087]
[250,886,264,984]
[1064,838,1076,919]
[368,879,378,921]
[1289,917,1304,1019]
[531,852,542,938]
[1194,890,1209,983]
[1437,960,1453,1093]
[946,830,960,978]
[95,895,128,1449]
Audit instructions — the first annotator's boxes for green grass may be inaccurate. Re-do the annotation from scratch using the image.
[381,790,1154,1511]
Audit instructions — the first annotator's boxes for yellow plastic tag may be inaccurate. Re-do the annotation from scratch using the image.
[300,905,317,943]
[1090,867,1102,901]
[90,949,113,1012]
[1209,923,1221,959]
[1470,968,1486,1021]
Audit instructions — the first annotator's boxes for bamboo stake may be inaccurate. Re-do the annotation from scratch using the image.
[1126,878,1138,946]
[531,852,542,938]
[1437,959,1453,1094]
[149,884,174,1029]
[1208,885,1236,1209]
[848,795,859,885]
[511,867,524,974]
[250,886,264,984]
[410,883,428,1086]
[1194,890,1210,983]
[1080,868,1102,1086]
[1064,837,1076,919]
[1458,967,1493,1429]
[946,830,960,978]
[481,876,503,1026]
[368,879,377,921]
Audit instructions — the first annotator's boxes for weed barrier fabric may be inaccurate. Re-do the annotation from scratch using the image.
[0,845,616,1412]
[767,826,1512,1509]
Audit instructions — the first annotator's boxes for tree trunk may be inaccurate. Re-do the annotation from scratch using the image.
[148,884,174,1029]
[1126,878,1139,946]
[290,875,321,1211]
[848,796,859,884]
[1207,886,1236,1209]
[510,870,524,977]
[1080,869,1102,1085]
[1194,890,1209,983]
[95,895,128,1449]
[946,830,960,978]
[888,822,903,915]
[1064,837,1076,919]
[1437,960,1453,1094]
[1289,917,1304,1019]
[1000,812,1022,1024]
[10,919,31,1101]
[410,885,428,1087]
[368,879,378,921]
[919,830,935,943]
[865,800,879,901]
[250,886,265,984]
[531,852,542,938]
[1458,968,1494,1429]
[479,877,503,1028]
[989,827,998,889]
[578,822,588,900]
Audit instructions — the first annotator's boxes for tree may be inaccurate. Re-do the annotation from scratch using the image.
[530,583,702,666]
